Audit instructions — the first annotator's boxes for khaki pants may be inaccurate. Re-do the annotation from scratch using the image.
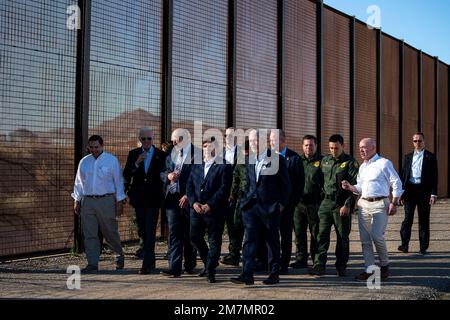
[357,198,390,271]
[81,195,124,267]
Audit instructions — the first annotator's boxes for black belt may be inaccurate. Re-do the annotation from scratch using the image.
[84,193,114,198]
[324,194,336,201]
[361,196,388,202]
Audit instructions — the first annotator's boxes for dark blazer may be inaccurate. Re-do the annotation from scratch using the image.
[160,144,202,198]
[240,150,291,216]
[186,160,232,214]
[123,146,165,208]
[401,149,438,195]
[283,148,305,208]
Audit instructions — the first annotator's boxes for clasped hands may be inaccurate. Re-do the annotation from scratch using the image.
[193,202,211,215]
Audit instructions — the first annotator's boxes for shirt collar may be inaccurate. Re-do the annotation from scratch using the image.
[414,149,424,156]
[205,156,216,165]
[142,145,154,153]
[181,144,191,157]
[278,147,287,157]
[365,153,380,164]
[92,151,105,160]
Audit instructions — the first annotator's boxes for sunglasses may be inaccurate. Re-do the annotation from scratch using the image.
[413,140,423,143]
[140,137,152,141]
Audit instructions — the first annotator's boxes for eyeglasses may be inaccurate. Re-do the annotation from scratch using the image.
[413,140,423,143]
[140,137,152,141]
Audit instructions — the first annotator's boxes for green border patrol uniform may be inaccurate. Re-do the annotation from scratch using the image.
[292,153,323,267]
[312,152,359,274]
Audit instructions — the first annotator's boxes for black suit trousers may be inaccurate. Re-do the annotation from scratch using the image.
[400,183,431,251]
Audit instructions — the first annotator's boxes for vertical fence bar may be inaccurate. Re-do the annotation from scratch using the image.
[316,0,323,153]
[227,0,236,128]
[349,16,355,157]
[376,29,382,152]
[74,0,91,253]
[418,50,423,132]
[161,0,173,142]
[277,0,284,129]
[399,40,404,171]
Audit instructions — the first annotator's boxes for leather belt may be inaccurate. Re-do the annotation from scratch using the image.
[361,196,388,202]
[84,193,114,198]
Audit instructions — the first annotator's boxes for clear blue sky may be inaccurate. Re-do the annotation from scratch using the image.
[324,0,450,64]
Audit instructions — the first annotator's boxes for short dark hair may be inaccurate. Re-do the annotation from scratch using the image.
[329,134,344,145]
[302,135,317,145]
[414,132,425,139]
[88,135,103,145]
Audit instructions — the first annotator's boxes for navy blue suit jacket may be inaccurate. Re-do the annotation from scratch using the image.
[186,159,232,214]
[240,150,290,216]
[283,148,305,209]
[123,147,165,208]
[401,149,438,196]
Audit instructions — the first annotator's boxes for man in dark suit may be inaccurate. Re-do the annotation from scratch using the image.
[269,129,304,273]
[399,132,438,255]
[160,128,201,277]
[231,129,290,285]
[123,128,165,274]
[187,137,232,283]
[221,127,244,266]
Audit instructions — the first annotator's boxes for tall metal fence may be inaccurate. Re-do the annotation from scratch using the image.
[0,0,448,257]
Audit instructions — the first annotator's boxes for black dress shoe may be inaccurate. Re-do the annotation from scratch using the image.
[160,270,181,278]
[262,274,280,285]
[336,267,347,277]
[289,261,308,269]
[308,265,326,276]
[220,255,240,266]
[116,260,125,270]
[138,267,154,275]
[398,245,408,253]
[207,274,216,283]
[184,269,196,275]
[198,268,209,277]
[81,265,98,273]
[230,275,254,285]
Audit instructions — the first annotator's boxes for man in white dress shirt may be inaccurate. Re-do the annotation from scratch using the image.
[72,135,126,272]
[342,138,403,281]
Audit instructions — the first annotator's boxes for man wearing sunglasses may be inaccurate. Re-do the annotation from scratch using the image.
[398,132,438,255]
[123,128,165,274]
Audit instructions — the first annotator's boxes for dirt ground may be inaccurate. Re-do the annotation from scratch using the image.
[1,200,449,300]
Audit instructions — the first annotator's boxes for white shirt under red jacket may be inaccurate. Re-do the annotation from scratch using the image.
[72,151,126,202]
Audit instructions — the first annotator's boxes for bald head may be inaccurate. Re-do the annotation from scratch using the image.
[359,138,377,161]
[171,128,190,149]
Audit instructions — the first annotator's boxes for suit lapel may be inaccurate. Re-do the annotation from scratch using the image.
[146,151,159,176]
[202,162,217,186]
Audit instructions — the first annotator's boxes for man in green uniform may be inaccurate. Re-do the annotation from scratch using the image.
[309,134,359,277]
[291,135,323,269]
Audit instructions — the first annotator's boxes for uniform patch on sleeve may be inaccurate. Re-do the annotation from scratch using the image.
[340,162,347,169]
[314,161,320,167]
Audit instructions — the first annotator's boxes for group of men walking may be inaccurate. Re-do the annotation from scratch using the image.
[72,128,438,285]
